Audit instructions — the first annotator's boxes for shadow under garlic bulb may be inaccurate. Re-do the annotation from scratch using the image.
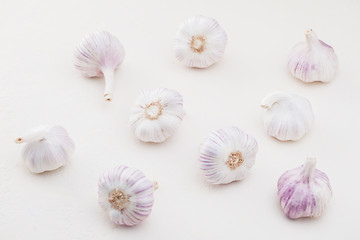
[278,157,332,219]
[98,165,157,226]
[261,92,314,141]
[288,29,338,83]
[174,15,227,68]
[129,88,184,143]
[74,31,125,101]
[15,125,75,173]
[199,127,258,184]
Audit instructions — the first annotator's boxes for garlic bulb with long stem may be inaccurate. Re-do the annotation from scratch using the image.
[74,31,125,101]
[288,29,338,83]
[129,88,184,143]
[98,165,157,226]
[199,127,258,184]
[15,125,75,173]
[174,15,227,68]
[278,157,332,219]
[261,92,314,141]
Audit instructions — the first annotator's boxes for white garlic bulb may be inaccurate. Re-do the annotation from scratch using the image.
[261,92,314,141]
[199,127,258,184]
[98,165,156,226]
[278,157,332,219]
[129,88,184,143]
[288,29,338,83]
[15,125,75,173]
[74,31,125,101]
[174,15,227,68]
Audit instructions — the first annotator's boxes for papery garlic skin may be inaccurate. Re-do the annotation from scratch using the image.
[199,127,258,184]
[129,88,184,143]
[74,31,125,101]
[15,125,75,173]
[98,165,155,226]
[278,157,332,219]
[174,16,227,68]
[261,92,314,141]
[288,29,338,83]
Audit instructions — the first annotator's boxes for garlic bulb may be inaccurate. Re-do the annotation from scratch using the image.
[199,127,258,184]
[261,92,314,141]
[278,157,332,219]
[98,165,156,226]
[288,29,338,83]
[174,15,227,68]
[129,88,184,143]
[74,31,125,101]
[15,125,75,173]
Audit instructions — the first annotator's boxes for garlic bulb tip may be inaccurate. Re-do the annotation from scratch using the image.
[104,94,112,101]
[260,104,269,109]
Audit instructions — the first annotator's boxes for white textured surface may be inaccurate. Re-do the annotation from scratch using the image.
[1,0,359,239]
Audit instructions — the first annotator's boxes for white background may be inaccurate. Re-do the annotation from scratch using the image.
[1,0,359,239]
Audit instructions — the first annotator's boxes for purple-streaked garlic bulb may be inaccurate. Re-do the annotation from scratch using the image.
[98,165,157,226]
[15,125,75,173]
[199,127,258,184]
[277,157,332,219]
[74,31,125,101]
[288,29,338,83]
[129,88,184,143]
[261,92,314,141]
[174,15,227,68]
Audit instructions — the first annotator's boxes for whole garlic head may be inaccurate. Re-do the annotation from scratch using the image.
[129,88,184,143]
[278,157,332,219]
[15,125,75,173]
[174,15,227,68]
[288,29,338,83]
[74,31,125,101]
[261,92,314,141]
[98,165,156,226]
[199,127,258,184]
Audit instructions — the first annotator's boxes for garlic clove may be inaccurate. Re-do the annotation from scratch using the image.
[98,165,156,226]
[288,29,338,83]
[174,15,227,68]
[15,125,75,173]
[74,31,125,101]
[261,92,314,141]
[277,157,332,219]
[129,88,184,143]
[199,127,258,184]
